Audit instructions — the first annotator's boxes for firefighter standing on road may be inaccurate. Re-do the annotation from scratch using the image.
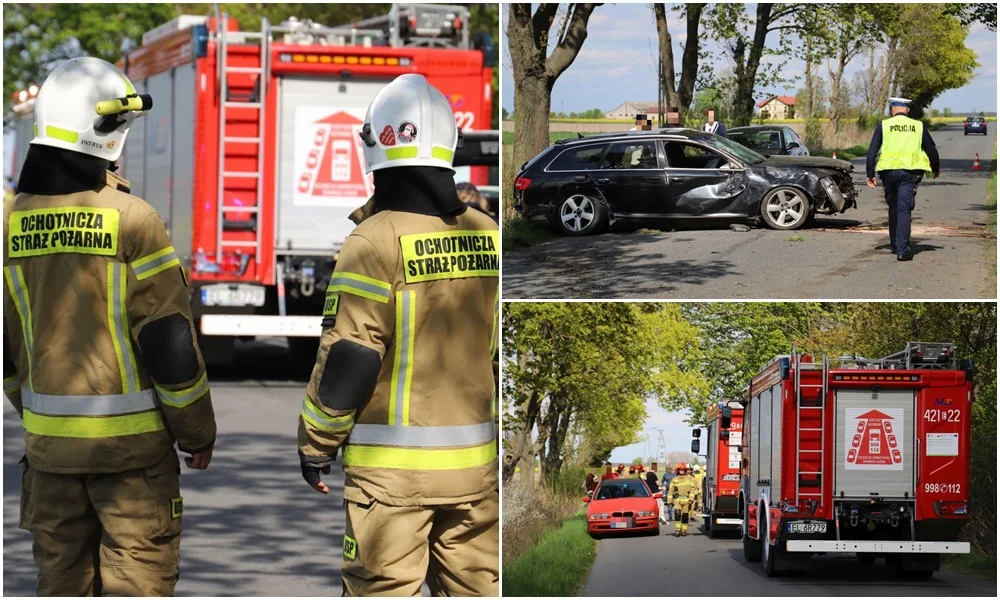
[691,464,704,516]
[668,464,697,536]
[865,97,941,262]
[4,57,216,596]
[297,73,500,596]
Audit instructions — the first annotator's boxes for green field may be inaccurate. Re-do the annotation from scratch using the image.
[502,513,598,596]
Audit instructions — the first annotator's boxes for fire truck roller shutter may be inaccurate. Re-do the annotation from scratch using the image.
[834,389,915,499]
[277,77,386,253]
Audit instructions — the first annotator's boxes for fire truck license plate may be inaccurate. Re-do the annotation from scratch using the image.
[611,518,633,529]
[788,522,827,534]
[201,284,266,307]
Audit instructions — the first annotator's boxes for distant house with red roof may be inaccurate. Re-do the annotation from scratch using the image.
[757,95,796,119]
[604,101,664,120]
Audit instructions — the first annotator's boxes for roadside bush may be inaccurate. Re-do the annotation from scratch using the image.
[855,113,880,130]
[804,118,823,149]
[546,463,589,497]
[502,477,583,566]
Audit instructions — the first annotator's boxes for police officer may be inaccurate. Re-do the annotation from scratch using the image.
[4,57,216,596]
[865,97,940,261]
[297,73,499,596]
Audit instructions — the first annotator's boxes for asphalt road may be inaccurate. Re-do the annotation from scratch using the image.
[503,123,996,299]
[3,341,369,597]
[582,518,995,597]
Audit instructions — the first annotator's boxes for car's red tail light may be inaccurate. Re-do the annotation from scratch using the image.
[514,176,531,191]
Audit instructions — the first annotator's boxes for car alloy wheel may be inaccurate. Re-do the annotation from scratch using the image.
[762,187,809,230]
[559,194,597,233]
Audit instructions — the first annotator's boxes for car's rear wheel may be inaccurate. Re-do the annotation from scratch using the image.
[760,186,809,230]
[553,193,606,236]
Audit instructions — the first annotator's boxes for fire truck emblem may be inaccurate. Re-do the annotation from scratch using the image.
[379,125,396,146]
[397,122,417,143]
[845,408,903,470]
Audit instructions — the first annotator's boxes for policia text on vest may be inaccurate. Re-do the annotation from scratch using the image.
[865,110,940,261]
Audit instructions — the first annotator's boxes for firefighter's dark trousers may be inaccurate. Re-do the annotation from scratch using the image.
[341,486,499,596]
[19,452,182,596]
[670,499,691,534]
[880,169,922,257]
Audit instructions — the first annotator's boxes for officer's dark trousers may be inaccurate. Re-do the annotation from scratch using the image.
[879,169,922,256]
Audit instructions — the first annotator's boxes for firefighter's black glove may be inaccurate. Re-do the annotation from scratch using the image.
[300,453,334,495]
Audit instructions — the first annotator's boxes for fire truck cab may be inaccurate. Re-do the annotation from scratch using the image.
[9,4,495,365]
[692,399,744,537]
[738,343,972,578]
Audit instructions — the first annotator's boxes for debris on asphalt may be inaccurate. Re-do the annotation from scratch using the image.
[730,224,752,232]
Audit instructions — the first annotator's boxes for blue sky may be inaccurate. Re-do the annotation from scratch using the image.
[501,3,997,115]
[609,397,702,463]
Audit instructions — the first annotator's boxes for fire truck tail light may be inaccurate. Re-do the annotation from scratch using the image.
[933,501,967,517]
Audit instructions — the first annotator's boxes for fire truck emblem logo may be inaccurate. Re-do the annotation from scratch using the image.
[397,122,417,143]
[844,408,903,470]
[379,125,396,147]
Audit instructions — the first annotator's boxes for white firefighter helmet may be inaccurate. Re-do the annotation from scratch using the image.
[693,464,701,473]
[358,73,460,173]
[31,57,151,162]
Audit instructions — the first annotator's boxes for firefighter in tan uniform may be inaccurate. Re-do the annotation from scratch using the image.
[3,57,216,596]
[691,464,704,519]
[297,73,499,597]
[667,464,697,536]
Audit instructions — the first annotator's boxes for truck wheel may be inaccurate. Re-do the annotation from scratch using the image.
[761,516,782,577]
[288,336,320,362]
[706,512,716,538]
[742,518,762,563]
[857,553,876,565]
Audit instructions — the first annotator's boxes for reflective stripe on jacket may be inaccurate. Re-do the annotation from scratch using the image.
[874,115,933,176]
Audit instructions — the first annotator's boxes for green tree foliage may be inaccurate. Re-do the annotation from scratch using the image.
[502,107,509,120]
[945,2,997,31]
[894,4,979,117]
[501,303,709,487]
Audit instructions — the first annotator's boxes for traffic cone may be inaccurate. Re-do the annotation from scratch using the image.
[832,151,837,160]
[973,153,982,171]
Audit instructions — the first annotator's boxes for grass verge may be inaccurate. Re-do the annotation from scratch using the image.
[503,217,554,251]
[810,142,870,160]
[942,552,997,580]
[503,513,598,597]
[983,147,997,295]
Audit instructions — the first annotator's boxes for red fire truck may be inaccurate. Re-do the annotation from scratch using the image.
[692,399,744,537]
[738,343,972,578]
[10,4,495,363]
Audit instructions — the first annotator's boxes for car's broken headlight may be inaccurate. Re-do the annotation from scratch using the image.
[821,176,845,208]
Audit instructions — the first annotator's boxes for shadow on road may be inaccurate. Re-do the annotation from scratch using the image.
[505,232,739,297]
[722,548,967,589]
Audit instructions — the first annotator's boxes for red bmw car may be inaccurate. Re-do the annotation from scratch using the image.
[584,478,661,538]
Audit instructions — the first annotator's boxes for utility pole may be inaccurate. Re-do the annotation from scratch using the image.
[654,429,668,466]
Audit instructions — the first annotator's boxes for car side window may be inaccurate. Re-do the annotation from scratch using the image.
[547,145,607,171]
[786,128,801,146]
[664,142,729,169]
[602,141,659,170]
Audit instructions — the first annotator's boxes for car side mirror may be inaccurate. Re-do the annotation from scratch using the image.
[583,496,591,503]
[654,492,663,499]
[692,428,701,438]
[691,439,701,454]
[788,141,800,149]
[720,430,730,441]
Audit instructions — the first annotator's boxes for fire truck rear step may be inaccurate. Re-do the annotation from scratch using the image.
[786,540,969,554]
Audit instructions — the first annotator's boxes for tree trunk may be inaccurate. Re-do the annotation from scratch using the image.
[507,4,598,174]
[828,47,847,132]
[730,4,773,126]
[802,36,814,119]
[654,4,680,111]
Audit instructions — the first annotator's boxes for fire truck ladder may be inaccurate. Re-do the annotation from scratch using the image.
[215,14,269,268]
[793,349,828,507]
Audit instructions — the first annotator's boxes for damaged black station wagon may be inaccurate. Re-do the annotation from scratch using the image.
[513,129,858,235]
